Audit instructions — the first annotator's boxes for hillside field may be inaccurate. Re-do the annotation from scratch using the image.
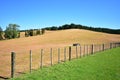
[0,29,120,78]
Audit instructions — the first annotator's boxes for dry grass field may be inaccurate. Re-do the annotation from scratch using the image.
[0,29,120,78]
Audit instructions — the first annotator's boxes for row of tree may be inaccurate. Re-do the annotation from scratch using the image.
[24,29,45,37]
[0,23,120,40]
[43,23,120,34]
[0,24,45,40]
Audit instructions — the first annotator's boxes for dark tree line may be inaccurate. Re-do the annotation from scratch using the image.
[24,29,45,37]
[43,23,120,34]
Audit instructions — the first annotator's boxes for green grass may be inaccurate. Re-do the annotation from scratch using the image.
[11,47,120,80]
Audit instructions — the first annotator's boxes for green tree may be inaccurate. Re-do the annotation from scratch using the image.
[29,29,34,36]
[0,27,4,40]
[41,29,45,34]
[0,26,3,35]
[5,24,20,39]
[51,26,58,30]
[36,29,41,35]
[25,30,29,37]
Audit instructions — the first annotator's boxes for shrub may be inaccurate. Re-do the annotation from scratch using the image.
[41,29,45,34]
[0,27,4,40]
[36,29,41,35]
[5,24,20,39]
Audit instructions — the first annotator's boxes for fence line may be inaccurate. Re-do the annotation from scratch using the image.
[10,42,120,78]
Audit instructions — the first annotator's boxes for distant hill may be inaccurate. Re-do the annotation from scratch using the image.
[43,23,120,34]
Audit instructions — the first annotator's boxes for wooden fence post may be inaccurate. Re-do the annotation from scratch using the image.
[110,43,112,49]
[115,43,116,48]
[50,48,52,66]
[64,47,66,62]
[11,52,15,78]
[58,48,60,63]
[30,50,32,73]
[40,49,43,69]
[87,45,88,55]
[91,44,94,54]
[102,44,104,51]
[76,46,78,58]
[84,45,85,56]
[80,45,81,58]
[69,46,71,61]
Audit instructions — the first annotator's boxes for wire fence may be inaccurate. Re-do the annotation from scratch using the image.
[1,42,120,79]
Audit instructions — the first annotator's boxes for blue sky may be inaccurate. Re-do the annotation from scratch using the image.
[0,0,120,30]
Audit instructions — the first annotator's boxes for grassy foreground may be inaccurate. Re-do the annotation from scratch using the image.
[11,47,120,80]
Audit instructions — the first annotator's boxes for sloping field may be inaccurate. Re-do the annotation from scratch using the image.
[11,47,120,80]
[0,29,120,78]
[0,29,120,53]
